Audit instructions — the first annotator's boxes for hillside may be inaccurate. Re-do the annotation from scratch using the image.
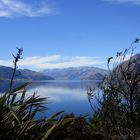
[114,53,140,75]
[0,65,54,80]
[19,69,54,80]
[41,66,108,80]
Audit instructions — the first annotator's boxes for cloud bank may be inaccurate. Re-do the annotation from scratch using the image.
[0,0,51,17]
[0,55,105,70]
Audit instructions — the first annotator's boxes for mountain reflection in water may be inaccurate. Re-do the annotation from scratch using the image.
[0,80,100,117]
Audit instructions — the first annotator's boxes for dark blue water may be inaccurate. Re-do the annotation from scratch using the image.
[0,80,100,117]
[28,80,100,117]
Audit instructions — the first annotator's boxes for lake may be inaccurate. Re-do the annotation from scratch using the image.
[28,80,100,117]
[0,80,100,117]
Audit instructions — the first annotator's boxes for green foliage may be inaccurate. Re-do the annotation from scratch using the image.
[2,40,140,140]
[0,82,65,140]
[88,39,140,139]
[0,48,65,140]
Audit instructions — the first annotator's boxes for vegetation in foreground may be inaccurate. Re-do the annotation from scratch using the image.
[0,39,140,140]
[88,38,140,139]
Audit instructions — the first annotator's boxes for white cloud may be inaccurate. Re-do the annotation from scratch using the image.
[0,59,12,66]
[104,0,140,5]
[0,55,105,70]
[0,0,52,17]
[19,55,61,67]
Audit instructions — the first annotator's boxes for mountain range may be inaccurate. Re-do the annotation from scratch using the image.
[0,65,108,81]
[0,65,54,80]
[41,67,108,80]
[1,54,140,81]
[41,53,140,80]
[114,53,140,75]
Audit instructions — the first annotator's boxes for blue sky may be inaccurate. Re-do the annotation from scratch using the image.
[0,0,140,70]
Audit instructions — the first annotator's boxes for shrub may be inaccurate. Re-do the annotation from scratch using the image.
[88,39,140,139]
[0,48,64,140]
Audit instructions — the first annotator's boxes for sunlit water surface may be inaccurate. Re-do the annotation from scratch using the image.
[0,80,100,117]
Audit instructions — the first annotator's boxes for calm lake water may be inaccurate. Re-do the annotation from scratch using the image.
[0,80,100,117]
[28,80,100,117]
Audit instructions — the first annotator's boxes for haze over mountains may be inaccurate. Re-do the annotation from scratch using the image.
[41,67,108,80]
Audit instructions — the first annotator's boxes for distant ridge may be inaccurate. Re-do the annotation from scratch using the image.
[41,66,108,80]
[0,65,54,80]
[115,53,140,73]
